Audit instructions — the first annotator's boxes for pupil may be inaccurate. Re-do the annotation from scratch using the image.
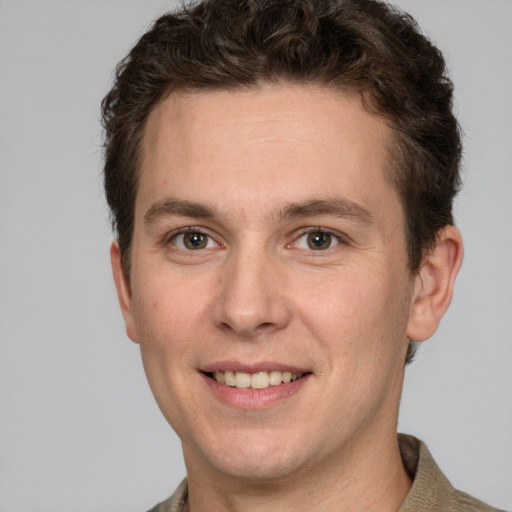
[184,232,207,249]
[308,232,331,250]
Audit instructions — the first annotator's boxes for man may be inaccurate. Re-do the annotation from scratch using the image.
[101,0,503,510]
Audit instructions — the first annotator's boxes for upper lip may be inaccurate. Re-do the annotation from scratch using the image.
[201,361,310,374]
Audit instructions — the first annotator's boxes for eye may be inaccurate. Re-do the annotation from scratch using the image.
[294,230,341,251]
[171,231,218,250]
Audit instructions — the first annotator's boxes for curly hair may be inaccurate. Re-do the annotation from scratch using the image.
[102,0,462,361]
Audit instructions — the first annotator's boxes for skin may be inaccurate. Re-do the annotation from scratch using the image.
[111,83,463,512]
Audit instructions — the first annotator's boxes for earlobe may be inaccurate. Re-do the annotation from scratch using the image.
[406,225,464,342]
[110,242,140,343]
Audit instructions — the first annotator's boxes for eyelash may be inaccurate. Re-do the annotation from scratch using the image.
[165,226,348,253]
[165,227,220,251]
[291,228,347,252]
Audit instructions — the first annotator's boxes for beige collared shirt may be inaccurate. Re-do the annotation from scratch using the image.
[147,435,504,512]
[397,435,503,511]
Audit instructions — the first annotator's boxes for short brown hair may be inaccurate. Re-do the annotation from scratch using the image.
[102,0,461,276]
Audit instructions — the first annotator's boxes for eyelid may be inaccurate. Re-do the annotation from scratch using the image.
[290,227,350,250]
[164,226,222,249]
[162,225,350,250]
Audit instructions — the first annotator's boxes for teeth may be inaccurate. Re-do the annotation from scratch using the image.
[269,371,282,386]
[224,371,235,386]
[211,370,304,389]
[235,372,251,388]
[251,371,269,389]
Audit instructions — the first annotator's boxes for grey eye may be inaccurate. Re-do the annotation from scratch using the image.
[307,232,332,250]
[183,232,208,249]
[173,231,216,250]
[295,231,339,251]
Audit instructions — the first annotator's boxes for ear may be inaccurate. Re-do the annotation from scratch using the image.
[406,225,464,342]
[110,242,139,343]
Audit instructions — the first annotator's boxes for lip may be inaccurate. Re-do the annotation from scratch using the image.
[201,361,310,374]
[200,361,312,410]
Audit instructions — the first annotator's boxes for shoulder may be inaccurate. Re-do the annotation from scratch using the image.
[146,479,188,512]
[447,488,507,512]
[398,434,505,512]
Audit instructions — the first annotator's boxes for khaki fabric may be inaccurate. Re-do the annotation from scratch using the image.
[397,435,503,512]
[148,478,187,512]
[147,435,504,512]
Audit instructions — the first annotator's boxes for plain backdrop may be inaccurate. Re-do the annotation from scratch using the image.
[1,1,511,511]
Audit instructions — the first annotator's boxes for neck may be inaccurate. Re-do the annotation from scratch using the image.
[184,432,411,512]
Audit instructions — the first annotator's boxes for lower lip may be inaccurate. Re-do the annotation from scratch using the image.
[201,373,311,410]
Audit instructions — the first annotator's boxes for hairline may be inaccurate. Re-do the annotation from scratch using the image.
[121,79,420,275]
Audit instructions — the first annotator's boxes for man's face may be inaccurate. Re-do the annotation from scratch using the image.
[115,84,418,481]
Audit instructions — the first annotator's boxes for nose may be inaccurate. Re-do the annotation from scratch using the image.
[212,247,292,338]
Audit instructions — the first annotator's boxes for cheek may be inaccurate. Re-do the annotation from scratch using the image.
[132,278,203,414]
[132,270,207,343]
[130,282,200,398]
[295,266,410,362]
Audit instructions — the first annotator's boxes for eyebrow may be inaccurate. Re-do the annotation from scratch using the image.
[278,198,373,224]
[144,197,373,226]
[144,199,214,225]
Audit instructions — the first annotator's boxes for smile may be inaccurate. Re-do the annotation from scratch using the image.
[208,370,305,390]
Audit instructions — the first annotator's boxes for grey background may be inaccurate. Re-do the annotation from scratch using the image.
[1,1,510,510]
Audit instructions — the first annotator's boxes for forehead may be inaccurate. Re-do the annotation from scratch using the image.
[138,83,398,222]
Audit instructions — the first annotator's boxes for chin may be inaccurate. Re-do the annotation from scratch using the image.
[212,455,307,483]
[187,431,313,482]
